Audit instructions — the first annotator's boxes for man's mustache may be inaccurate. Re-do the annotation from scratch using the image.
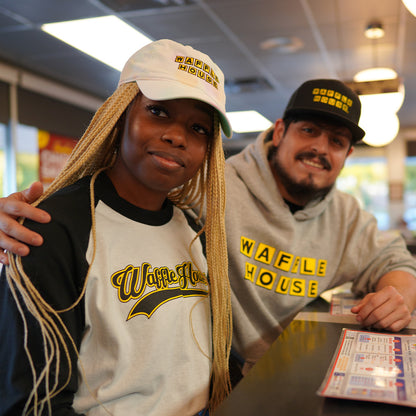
[295,152,331,170]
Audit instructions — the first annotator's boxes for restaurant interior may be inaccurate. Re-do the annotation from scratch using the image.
[2,1,416,415]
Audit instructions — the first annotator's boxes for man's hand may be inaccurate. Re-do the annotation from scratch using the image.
[0,182,50,265]
[351,271,416,332]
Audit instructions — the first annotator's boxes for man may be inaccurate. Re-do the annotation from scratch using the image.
[225,79,416,374]
[1,79,416,379]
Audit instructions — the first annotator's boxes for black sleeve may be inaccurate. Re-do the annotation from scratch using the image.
[0,185,91,416]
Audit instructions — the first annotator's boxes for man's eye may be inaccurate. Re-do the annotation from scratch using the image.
[332,137,348,147]
[302,127,314,134]
[147,105,168,118]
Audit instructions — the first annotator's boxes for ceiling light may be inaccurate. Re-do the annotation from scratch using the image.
[259,36,304,53]
[353,68,405,113]
[353,67,398,82]
[353,20,404,147]
[42,16,152,71]
[359,85,405,115]
[352,67,404,146]
[402,0,416,17]
[359,111,399,147]
[364,22,385,39]
[227,111,273,133]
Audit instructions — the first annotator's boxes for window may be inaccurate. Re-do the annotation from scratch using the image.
[16,124,39,192]
[404,156,416,231]
[0,124,39,196]
[337,156,389,230]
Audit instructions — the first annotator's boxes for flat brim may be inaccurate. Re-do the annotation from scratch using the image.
[285,108,365,142]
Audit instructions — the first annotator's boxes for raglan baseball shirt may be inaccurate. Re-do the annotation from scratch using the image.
[0,172,211,416]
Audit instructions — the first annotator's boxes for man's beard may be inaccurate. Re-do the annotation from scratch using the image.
[270,146,334,204]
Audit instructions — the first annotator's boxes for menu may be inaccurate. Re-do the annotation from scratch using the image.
[318,328,416,407]
[330,292,359,315]
[329,293,416,318]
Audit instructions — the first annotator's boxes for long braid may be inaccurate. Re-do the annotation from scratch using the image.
[5,82,232,413]
[6,82,139,415]
[172,114,232,410]
[203,114,232,410]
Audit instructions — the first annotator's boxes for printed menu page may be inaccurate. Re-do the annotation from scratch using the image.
[329,293,416,317]
[330,292,358,315]
[318,329,416,407]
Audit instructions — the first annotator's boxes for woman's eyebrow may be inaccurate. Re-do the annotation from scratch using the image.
[194,102,215,118]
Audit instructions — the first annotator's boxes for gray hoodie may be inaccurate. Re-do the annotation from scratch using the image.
[225,129,416,369]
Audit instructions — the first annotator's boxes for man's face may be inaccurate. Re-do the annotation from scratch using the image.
[269,117,354,206]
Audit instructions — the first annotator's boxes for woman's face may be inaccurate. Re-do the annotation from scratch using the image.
[108,93,214,210]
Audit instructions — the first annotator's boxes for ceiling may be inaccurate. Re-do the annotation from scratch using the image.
[0,0,415,147]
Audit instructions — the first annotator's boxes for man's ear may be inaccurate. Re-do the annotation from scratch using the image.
[341,145,354,169]
[272,119,285,146]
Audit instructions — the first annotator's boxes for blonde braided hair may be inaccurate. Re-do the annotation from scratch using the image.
[6,81,232,413]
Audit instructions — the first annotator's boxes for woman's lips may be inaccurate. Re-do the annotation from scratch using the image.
[150,151,185,169]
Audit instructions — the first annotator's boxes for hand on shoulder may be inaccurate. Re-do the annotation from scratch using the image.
[0,182,50,264]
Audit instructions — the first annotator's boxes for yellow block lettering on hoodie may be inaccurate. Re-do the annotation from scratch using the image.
[256,268,277,289]
[244,262,257,282]
[274,251,294,271]
[240,236,256,258]
[254,243,275,265]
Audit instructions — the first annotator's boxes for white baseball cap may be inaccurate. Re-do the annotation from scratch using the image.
[119,39,232,138]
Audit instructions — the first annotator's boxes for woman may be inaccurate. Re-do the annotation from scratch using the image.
[0,39,232,416]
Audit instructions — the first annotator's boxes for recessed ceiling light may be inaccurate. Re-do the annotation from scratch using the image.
[259,36,304,53]
[227,111,273,133]
[42,16,152,71]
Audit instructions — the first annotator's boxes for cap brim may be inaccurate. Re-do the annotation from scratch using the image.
[135,78,233,138]
[285,108,365,142]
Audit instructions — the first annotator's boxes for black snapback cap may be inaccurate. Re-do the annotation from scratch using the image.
[283,79,365,142]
